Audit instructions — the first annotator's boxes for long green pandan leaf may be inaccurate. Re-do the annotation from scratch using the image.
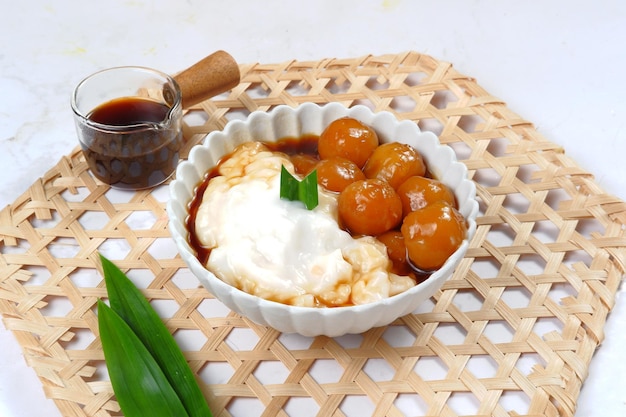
[99,254,211,417]
[98,300,189,417]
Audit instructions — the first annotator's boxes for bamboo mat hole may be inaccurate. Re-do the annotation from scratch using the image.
[200,361,234,384]
[449,393,481,415]
[500,287,533,309]
[30,211,63,229]
[500,390,531,414]
[484,223,517,246]
[343,396,376,415]
[469,261,502,285]
[78,211,110,230]
[284,79,311,96]
[172,329,207,351]
[473,166,502,187]
[60,186,91,202]
[285,398,320,417]
[517,254,549,275]
[389,96,417,113]
[20,265,52,286]
[62,327,95,351]
[124,210,158,229]
[395,393,429,415]
[1,240,29,257]
[184,110,210,128]
[445,140,473,160]
[429,89,459,110]
[48,237,81,259]
[308,358,344,382]
[417,118,444,136]
[39,295,73,317]
[451,288,487,311]
[149,298,181,318]
[98,239,132,260]
[197,297,232,316]
[414,356,448,380]
[458,114,486,134]
[483,320,516,344]
[503,193,531,214]
[403,72,429,87]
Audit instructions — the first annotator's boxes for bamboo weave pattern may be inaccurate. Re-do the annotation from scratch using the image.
[1,51,625,417]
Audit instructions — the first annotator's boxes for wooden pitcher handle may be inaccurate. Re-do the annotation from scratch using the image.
[174,50,240,109]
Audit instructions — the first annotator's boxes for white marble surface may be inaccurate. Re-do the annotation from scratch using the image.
[1,1,625,416]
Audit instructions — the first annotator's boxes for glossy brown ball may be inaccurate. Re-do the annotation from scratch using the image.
[291,153,319,176]
[363,142,426,189]
[316,157,366,193]
[401,201,467,272]
[397,175,456,217]
[376,230,412,275]
[318,117,379,168]
[338,179,403,236]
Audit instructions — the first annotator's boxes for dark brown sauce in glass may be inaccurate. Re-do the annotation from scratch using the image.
[79,97,182,189]
[89,96,170,125]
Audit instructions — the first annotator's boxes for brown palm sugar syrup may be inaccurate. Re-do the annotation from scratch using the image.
[79,97,182,190]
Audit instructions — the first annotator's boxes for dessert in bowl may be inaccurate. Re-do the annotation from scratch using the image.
[167,102,478,337]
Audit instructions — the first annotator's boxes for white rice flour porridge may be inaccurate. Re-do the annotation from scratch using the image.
[194,142,415,307]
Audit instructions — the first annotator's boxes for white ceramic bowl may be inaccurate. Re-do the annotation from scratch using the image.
[167,103,478,337]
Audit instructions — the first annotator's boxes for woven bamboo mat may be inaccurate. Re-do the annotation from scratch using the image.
[2,51,626,417]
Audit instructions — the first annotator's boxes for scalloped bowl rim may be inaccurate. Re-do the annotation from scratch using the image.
[167,102,478,337]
